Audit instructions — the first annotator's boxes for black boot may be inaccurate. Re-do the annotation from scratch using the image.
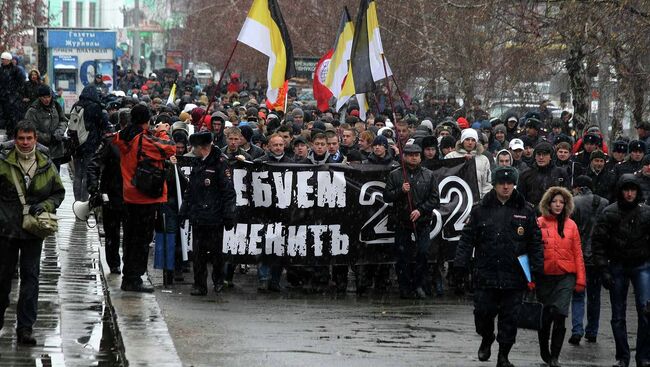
[549,322,566,367]
[496,343,514,367]
[16,329,37,345]
[478,333,495,361]
[538,321,551,363]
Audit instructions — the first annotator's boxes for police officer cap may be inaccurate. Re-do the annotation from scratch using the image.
[583,133,602,145]
[613,140,629,154]
[629,140,647,153]
[189,131,213,147]
[525,117,542,130]
[492,166,519,185]
[403,143,422,154]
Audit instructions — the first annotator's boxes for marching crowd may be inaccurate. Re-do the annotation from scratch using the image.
[0,55,649,367]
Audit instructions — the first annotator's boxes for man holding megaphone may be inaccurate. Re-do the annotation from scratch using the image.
[85,108,131,275]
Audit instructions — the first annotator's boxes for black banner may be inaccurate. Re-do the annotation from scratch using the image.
[175,158,479,265]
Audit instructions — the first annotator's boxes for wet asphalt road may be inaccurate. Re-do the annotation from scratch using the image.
[150,266,633,367]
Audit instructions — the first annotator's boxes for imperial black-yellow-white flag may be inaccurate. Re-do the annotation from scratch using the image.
[237,0,295,102]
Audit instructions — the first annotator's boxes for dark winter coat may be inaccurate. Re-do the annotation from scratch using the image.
[518,163,569,206]
[571,188,608,266]
[87,133,123,207]
[592,174,650,268]
[613,159,643,183]
[24,99,67,159]
[0,144,65,239]
[0,63,24,98]
[634,171,650,205]
[179,146,235,226]
[455,189,544,289]
[383,164,439,229]
[586,166,616,203]
[73,85,110,158]
[363,151,397,167]
[255,151,293,163]
[244,143,265,160]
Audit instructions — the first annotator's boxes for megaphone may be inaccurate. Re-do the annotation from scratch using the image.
[73,200,93,222]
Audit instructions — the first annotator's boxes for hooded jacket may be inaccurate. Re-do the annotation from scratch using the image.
[537,187,586,289]
[592,174,650,267]
[455,188,543,289]
[73,85,109,157]
[24,98,67,159]
[518,162,569,206]
[0,143,65,239]
[113,124,176,204]
[444,140,492,198]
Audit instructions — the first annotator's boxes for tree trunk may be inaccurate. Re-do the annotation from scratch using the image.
[565,44,591,137]
[611,87,625,143]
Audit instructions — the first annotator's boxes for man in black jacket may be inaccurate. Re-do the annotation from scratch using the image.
[569,176,609,346]
[179,132,236,296]
[518,141,569,207]
[592,174,650,367]
[383,143,439,299]
[0,52,25,136]
[587,150,616,202]
[454,166,544,367]
[87,109,129,274]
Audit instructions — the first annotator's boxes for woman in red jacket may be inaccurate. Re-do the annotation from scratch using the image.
[536,186,586,367]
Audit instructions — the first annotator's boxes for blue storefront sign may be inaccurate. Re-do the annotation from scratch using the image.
[47,30,116,49]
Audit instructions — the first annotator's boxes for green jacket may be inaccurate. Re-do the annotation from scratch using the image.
[0,144,65,239]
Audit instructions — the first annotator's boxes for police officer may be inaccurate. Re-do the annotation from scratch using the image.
[454,166,544,367]
[179,132,236,296]
[383,142,440,299]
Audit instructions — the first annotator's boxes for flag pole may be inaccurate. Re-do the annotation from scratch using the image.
[391,75,407,108]
[381,53,417,236]
[203,41,239,117]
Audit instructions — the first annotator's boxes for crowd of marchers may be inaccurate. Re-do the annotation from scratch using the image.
[0,54,649,367]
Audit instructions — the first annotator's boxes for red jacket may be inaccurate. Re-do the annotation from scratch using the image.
[113,127,176,204]
[537,216,586,288]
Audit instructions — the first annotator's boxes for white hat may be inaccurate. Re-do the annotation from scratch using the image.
[150,73,157,78]
[507,116,518,123]
[460,128,479,142]
[509,138,524,151]
[182,103,198,113]
[1,52,12,60]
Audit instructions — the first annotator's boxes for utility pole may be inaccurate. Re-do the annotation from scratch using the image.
[133,0,141,71]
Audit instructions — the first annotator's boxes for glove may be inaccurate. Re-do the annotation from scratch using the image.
[602,270,614,290]
[574,284,585,293]
[223,218,234,231]
[29,203,45,216]
[89,193,103,208]
[527,282,536,291]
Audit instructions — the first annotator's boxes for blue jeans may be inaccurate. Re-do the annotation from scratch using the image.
[571,265,602,337]
[257,263,282,285]
[394,226,431,292]
[609,260,650,365]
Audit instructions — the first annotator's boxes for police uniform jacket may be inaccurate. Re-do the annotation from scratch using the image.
[180,146,236,226]
[455,189,544,289]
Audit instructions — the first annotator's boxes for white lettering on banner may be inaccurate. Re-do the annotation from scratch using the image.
[223,224,350,256]
[296,171,314,208]
[273,171,292,209]
[251,171,272,207]
[316,171,346,207]
[287,226,307,256]
[233,169,249,206]
[233,169,347,209]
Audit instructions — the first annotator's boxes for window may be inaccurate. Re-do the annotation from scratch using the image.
[76,1,83,27]
[62,1,69,27]
[89,2,96,27]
